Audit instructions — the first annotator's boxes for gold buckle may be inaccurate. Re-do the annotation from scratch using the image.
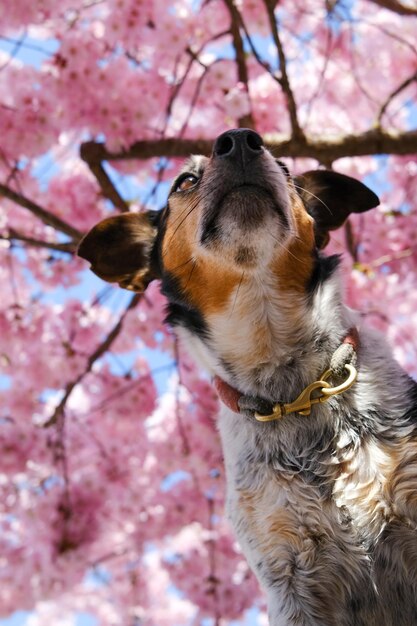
[254,363,357,423]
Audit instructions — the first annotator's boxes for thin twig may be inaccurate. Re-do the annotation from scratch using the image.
[173,336,192,456]
[263,0,304,140]
[0,33,25,71]
[377,70,417,127]
[79,144,130,212]
[206,497,221,625]
[223,0,255,128]
[43,292,142,428]
[2,229,77,253]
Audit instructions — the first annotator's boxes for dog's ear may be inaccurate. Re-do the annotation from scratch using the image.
[77,211,160,291]
[294,170,380,249]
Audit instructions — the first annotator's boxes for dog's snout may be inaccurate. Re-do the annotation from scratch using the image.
[200,128,291,257]
[213,128,263,164]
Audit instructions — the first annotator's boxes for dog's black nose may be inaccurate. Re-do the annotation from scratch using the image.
[213,129,263,164]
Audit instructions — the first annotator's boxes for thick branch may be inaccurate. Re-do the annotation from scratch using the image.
[43,292,142,428]
[0,182,82,240]
[80,128,417,164]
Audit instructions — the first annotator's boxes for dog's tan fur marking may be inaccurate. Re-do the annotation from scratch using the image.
[162,195,244,315]
[386,440,417,523]
[237,476,326,559]
[237,481,292,553]
[332,435,417,542]
[333,437,394,539]
[270,192,315,295]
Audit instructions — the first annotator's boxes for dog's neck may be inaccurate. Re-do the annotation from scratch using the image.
[176,261,351,403]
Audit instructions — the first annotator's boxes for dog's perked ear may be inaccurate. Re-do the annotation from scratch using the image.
[77,211,160,292]
[294,170,380,249]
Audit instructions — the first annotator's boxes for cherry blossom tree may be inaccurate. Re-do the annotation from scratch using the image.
[0,1,416,624]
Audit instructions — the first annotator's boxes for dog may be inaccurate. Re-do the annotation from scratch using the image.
[78,129,417,625]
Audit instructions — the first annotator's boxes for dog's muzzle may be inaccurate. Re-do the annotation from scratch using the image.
[200,129,289,244]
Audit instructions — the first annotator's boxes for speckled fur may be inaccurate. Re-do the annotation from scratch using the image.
[79,130,417,625]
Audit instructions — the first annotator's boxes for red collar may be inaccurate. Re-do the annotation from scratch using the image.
[213,375,242,413]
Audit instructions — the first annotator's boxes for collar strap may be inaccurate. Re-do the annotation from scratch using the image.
[213,328,359,423]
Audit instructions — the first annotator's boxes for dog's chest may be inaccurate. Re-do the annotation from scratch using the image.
[218,411,369,587]
[218,409,336,530]
[219,410,397,552]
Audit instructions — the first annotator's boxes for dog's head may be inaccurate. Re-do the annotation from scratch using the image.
[78,129,379,349]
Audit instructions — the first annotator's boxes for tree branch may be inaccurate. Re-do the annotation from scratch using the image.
[43,292,142,428]
[366,0,417,15]
[223,0,255,129]
[0,182,82,240]
[377,69,417,126]
[79,143,130,212]
[2,229,77,253]
[263,0,305,140]
[80,128,417,165]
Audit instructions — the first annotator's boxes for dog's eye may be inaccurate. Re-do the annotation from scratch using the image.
[175,174,199,192]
